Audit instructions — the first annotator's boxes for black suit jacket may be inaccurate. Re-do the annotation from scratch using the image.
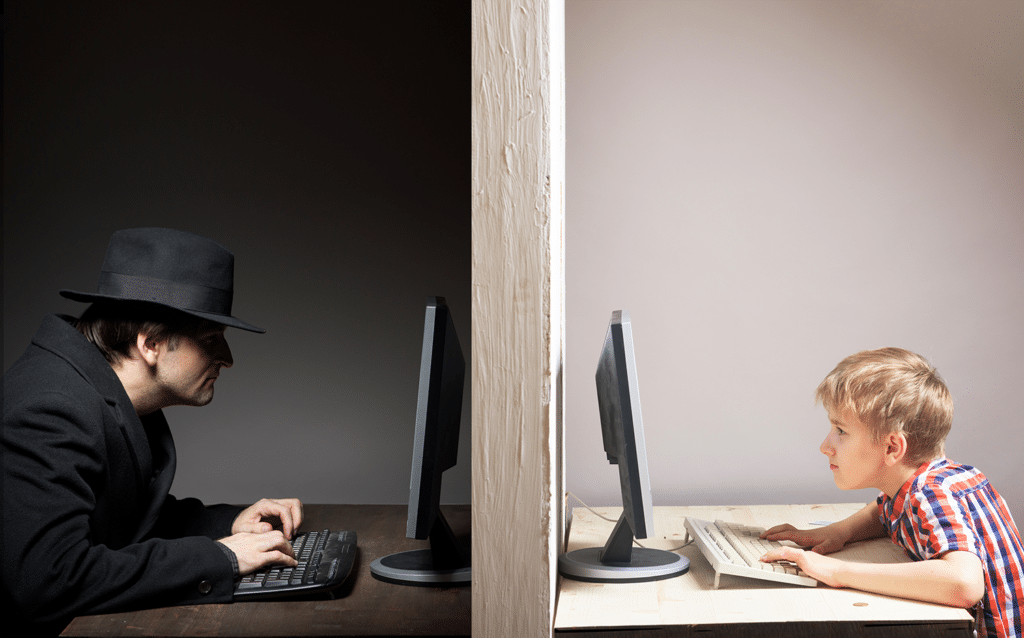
[2,314,244,631]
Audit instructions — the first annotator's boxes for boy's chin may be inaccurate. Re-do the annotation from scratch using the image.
[832,477,854,490]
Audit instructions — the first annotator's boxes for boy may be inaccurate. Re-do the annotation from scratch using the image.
[759,348,1022,638]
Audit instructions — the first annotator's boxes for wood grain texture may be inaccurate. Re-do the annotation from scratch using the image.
[472,0,565,636]
[556,504,973,636]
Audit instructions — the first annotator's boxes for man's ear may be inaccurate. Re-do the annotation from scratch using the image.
[883,431,909,466]
[135,333,162,366]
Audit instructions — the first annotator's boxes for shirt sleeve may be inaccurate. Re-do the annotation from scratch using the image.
[906,485,983,561]
[215,541,240,579]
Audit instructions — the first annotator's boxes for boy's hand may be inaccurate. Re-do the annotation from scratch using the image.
[760,545,842,587]
[760,523,848,555]
[761,546,985,608]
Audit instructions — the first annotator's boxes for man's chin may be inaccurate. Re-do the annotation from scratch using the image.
[185,390,215,407]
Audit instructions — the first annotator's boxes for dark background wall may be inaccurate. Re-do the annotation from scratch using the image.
[4,2,472,506]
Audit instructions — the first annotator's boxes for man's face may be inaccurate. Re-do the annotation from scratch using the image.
[819,408,888,491]
[152,322,233,408]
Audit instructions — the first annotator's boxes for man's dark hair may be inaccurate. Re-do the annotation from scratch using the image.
[73,301,207,365]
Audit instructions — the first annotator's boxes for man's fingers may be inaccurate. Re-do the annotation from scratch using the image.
[275,499,302,538]
[267,548,297,567]
[237,498,304,538]
[262,530,295,558]
[257,498,303,539]
[219,530,298,575]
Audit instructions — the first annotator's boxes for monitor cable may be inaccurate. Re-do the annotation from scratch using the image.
[565,491,693,553]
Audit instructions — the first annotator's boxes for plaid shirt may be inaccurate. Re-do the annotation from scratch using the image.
[878,458,1023,638]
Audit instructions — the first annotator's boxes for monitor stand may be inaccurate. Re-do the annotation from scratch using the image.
[558,512,689,583]
[370,510,471,586]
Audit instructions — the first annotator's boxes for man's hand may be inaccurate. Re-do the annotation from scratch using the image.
[760,523,849,555]
[232,498,304,539]
[219,531,297,576]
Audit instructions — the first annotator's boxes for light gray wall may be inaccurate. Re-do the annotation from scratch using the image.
[566,0,1023,522]
[3,2,471,506]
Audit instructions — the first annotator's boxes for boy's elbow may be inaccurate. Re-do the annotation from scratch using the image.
[956,574,985,609]
[943,551,985,609]
[947,581,984,609]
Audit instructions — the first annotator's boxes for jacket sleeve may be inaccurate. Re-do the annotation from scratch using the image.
[153,495,244,540]
[2,389,238,628]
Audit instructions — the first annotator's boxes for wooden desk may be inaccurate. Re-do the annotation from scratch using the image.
[61,504,471,637]
[555,504,974,638]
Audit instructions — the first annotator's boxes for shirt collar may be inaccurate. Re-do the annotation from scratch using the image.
[887,457,948,517]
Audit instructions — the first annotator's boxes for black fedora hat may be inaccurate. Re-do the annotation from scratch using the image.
[60,228,265,333]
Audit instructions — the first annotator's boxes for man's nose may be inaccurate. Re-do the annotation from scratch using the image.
[218,340,234,368]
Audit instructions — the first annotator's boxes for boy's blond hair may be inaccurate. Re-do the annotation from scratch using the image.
[816,348,953,465]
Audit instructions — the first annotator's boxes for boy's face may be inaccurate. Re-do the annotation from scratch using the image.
[820,408,889,491]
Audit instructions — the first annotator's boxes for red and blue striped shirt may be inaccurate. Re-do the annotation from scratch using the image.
[878,458,1023,638]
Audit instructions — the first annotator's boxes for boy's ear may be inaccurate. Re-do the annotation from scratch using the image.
[883,431,909,466]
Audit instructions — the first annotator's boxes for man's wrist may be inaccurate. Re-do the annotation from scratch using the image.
[215,540,240,579]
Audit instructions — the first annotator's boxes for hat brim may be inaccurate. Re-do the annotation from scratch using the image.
[59,289,266,334]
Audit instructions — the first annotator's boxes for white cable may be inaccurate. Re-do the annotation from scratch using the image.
[565,491,692,553]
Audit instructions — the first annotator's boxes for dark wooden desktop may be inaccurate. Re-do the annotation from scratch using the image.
[60,504,471,638]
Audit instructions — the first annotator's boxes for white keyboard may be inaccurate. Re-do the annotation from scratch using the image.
[684,517,817,589]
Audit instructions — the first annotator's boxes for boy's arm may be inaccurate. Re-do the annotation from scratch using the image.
[760,545,985,609]
[761,502,885,554]
[834,502,889,543]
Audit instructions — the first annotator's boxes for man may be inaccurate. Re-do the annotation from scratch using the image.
[2,228,302,634]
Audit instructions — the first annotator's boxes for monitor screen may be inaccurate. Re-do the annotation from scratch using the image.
[559,310,689,583]
[370,297,471,586]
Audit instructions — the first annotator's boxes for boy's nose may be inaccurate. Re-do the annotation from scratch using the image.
[820,437,833,456]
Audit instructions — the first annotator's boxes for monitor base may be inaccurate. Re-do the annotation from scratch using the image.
[558,547,689,583]
[370,549,471,587]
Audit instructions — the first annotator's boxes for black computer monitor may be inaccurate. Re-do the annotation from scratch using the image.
[370,297,471,586]
[558,310,689,583]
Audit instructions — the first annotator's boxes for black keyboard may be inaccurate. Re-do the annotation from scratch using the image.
[234,529,357,600]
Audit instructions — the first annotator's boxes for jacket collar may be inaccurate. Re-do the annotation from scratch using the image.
[32,314,133,410]
[30,314,164,497]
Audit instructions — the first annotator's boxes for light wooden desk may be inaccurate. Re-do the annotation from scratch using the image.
[555,504,974,638]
